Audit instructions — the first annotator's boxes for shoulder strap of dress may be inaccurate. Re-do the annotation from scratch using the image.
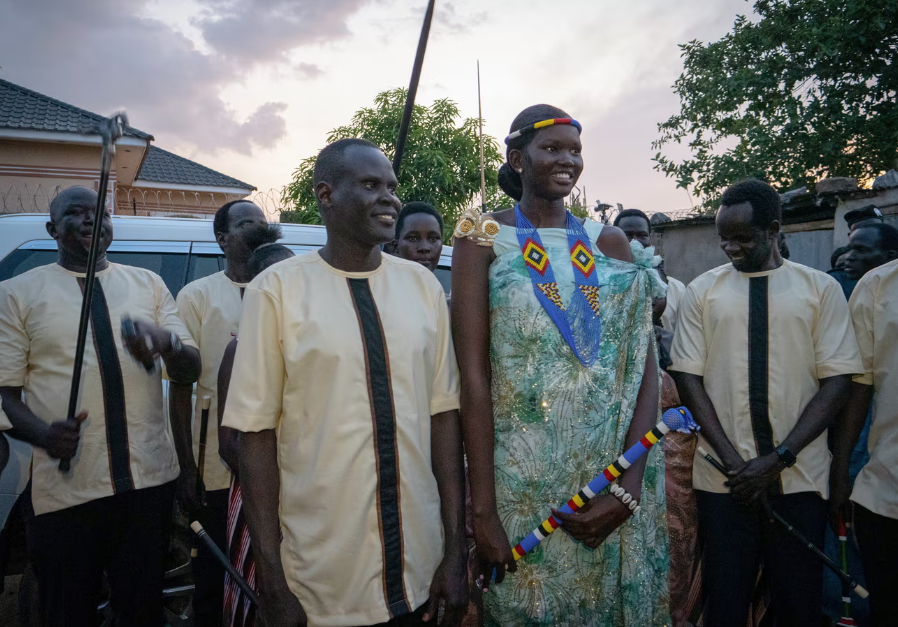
[583,219,605,250]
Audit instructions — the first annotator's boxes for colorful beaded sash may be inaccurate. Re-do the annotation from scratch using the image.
[515,206,602,366]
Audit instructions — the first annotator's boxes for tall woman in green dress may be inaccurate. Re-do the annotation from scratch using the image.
[451,104,670,626]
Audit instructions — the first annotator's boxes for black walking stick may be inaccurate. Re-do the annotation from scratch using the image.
[392,0,436,177]
[191,521,260,607]
[190,395,212,558]
[696,445,869,599]
[196,395,212,506]
[60,113,128,473]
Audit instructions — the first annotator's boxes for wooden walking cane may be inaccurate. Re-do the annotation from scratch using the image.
[59,113,128,473]
[696,446,869,599]
[392,0,436,177]
[191,395,212,558]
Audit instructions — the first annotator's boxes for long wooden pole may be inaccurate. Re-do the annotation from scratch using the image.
[477,60,486,211]
[392,0,436,176]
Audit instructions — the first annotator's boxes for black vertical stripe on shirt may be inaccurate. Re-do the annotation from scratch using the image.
[748,275,781,492]
[79,278,134,493]
[347,277,410,618]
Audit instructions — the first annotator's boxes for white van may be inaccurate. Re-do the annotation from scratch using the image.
[0,213,453,528]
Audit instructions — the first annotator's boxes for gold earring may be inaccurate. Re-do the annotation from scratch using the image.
[516,168,523,173]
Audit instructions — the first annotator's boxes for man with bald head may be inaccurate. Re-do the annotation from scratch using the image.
[0,186,200,626]
[223,139,467,627]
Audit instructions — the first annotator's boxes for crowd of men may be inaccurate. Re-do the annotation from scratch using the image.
[0,139,896,627]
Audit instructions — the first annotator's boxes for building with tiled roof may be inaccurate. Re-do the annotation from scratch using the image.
[0,78,255,216]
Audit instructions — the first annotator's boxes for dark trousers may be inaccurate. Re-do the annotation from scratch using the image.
[192,487,229,627]
[27,481,175,627]
[855,504,898,626]
[696,490,826,627]
[358,604,427,627]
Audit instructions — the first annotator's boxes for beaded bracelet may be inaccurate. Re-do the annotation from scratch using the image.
[609,483,640,514]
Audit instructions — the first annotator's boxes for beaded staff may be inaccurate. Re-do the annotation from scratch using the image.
[836,513,857,626]
[510,406,698,561]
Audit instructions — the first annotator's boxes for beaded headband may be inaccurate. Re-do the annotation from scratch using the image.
[504,117,582,145]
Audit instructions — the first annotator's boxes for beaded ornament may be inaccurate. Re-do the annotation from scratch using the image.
[504,117,582,144]
[515,206,602,366]
[453,208,500,247]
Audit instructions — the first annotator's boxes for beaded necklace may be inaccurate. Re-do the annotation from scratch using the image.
[515,205,603,366]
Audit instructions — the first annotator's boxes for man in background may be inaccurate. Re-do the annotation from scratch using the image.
[171,199,268,626]
[671,179,861,626]
[830,222,898,625]
[613,208,686,333]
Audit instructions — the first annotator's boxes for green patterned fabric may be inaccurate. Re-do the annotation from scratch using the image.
[484,223,670,627]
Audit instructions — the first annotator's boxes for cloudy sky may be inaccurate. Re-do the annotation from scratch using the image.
[0,0,751,215]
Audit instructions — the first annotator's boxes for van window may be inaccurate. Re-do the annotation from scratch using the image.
[0,250,58,282]
[106,252,188,297]
[434,267,451,295]
[0,246,188,297]
[187,255,224,285]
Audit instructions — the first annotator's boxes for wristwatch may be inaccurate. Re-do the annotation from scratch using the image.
[775,443,797,468]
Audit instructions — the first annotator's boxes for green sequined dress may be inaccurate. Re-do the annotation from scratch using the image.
[484,219,670,627]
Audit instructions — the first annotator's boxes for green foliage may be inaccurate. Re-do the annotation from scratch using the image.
[653,0,898,212]
[280,88,505,240]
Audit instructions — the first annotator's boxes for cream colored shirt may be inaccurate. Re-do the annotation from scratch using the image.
[0,262,195,515]
[662,276,686,334]
[222,251,460,627]
[670,260,862,496]
[0,406,10,431]
[176,271,247,491]
[849,259,898,519]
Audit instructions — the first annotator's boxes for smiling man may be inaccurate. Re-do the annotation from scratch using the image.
[222,139,467,627]
[669,179,862,626]
[0,185,200,627]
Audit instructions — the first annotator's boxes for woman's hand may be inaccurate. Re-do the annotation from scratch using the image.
[473,510,516,591]
[552,494,632,549]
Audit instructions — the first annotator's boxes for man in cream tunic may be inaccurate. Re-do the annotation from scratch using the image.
[172,199,268,627]
[0,186,200,627]
[223,139,467,627]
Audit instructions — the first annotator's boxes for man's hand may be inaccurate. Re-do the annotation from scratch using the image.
[40,411,88,459]
[423,551,467,625]
[176,464,204,515]
[121,318,175,370]
[829,465,852,532]
[726,453,784,503]
[552,494,631,549]
[473,510,516,591]
[259,587,307,627]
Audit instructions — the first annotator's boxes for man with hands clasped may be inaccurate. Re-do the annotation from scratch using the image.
[670,180,862,627]
[0,186,200,627]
